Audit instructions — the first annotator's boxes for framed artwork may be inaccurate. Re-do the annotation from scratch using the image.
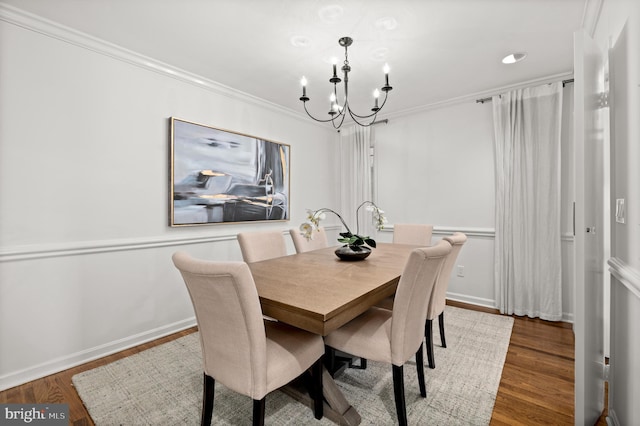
[170,117,290,226]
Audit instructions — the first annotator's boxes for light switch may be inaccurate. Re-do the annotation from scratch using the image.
[615,198,625,224]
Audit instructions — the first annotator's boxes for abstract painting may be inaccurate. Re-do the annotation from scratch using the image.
[170,118,290,226]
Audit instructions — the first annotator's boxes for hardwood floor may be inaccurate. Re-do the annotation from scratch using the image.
[0,302,607,425]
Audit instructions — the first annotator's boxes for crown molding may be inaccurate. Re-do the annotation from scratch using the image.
[376,71,574,120]
[582,0,604,37]
[0,3,582,129]
[0,3,318,125]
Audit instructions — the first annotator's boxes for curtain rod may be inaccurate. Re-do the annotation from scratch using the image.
[475,79,574,104]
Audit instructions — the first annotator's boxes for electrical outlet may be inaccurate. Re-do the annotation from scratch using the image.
[457,265,464,277]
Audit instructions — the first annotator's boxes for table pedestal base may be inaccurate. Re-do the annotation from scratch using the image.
[280,367,361,425]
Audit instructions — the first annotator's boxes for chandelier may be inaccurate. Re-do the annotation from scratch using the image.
[299,36,393,129]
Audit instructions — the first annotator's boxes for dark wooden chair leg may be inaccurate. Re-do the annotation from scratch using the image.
[439,311,447,348]
[312,357,324,419]
[415,343,427,397]
[425,319,435,369]
[202,374,215,426]
[392,365,408,426]
[252,398,265,426]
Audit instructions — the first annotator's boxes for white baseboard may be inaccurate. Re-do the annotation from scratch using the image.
[447,292,574,324]
[0,317,196,392]
[446,292,496,309]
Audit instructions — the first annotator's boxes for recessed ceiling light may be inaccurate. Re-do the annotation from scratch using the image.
[375,17,398,31]
[502,53,527,64]
[370,47,389,61]
[290,35,311,48]
[318,5,344,24]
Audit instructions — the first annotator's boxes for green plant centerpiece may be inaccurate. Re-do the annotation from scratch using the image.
[300,201,386,261]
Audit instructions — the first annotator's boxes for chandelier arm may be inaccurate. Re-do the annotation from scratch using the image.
[302,102,343,123]
[345,91,390,119]
[331,113,347,129]
[346,108,380,127]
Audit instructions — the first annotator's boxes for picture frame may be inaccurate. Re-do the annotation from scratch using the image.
[170,117,290,226]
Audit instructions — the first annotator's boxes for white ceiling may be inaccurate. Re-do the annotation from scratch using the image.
[1,0,587,118]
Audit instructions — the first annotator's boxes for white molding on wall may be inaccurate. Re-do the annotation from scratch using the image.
[0,234,240,262]
[0,225,352,262]
[376,71,574,121]
[608,257,640,300]
[0,317,196,392]
[0,3,314,126]
[383,226,574,241]
[432,226,495,238]
[582,0,604,37]
[0,223,560,263]
[446,292,495,309]
[381,225,496,238]
[0,4,578,131]
[446,293,574,323]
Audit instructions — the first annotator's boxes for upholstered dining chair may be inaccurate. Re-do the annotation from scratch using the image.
[373,223,434,311]
[425,232,467,369]
[324,240,452,426]
[172,251,324,426]
[237,230,287,263]
[392,223,434,246]
[289,227,329,253]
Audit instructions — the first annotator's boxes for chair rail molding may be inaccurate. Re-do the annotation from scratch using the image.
[608,257,640,300]
[0,234,239,262]
[382,225,495,238]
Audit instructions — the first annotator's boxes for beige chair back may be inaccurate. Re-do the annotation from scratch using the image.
[426,232,467,319]
[289,227,329,253]
[392,223,433,246]
[390,239,451,365]
[172,252,269,399]
[237,230,287,262]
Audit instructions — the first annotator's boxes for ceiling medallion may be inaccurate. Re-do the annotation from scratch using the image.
[299,37,393,129]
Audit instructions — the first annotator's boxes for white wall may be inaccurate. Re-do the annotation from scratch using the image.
[374,91,575,317]
[592,0,640,424]
[0,4,582,391]
[375,101,496,308]
[0,12,337,390]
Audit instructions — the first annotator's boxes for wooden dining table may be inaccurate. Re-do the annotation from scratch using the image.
[247,242,418,425]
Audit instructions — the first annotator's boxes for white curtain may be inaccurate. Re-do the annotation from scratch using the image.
[339,126,376,237]
[493,82,563,321]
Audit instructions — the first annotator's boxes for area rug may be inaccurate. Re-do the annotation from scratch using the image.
[72,306,513,425]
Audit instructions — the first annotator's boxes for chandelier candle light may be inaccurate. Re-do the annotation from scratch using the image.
[300,201,387,260]
[299,36,393,129]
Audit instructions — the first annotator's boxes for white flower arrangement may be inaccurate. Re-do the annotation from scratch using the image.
[299,201,386,250]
